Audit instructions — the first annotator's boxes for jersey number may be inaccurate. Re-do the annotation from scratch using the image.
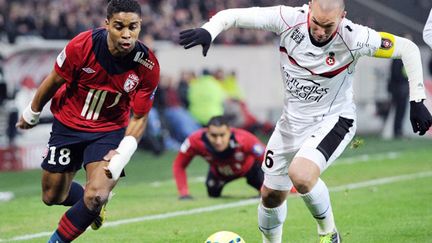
[81,89,122,120]
[47,146,71,165]
[264,150,274,168]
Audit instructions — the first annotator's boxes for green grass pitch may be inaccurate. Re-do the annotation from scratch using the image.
[0,136,431,242]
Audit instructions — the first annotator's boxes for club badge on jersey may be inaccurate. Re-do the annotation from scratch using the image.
[123,73,139,93]
[325,52,336,66]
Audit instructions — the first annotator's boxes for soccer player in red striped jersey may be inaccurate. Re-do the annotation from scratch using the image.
[15,0,160,242]
[173,116,266,199]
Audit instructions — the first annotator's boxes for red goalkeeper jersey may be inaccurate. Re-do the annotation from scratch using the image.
[173,128,265,196]
[51,28,160,132]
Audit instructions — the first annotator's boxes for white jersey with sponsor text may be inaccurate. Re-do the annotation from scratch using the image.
[204,5,383,135]
[275,5,381,130]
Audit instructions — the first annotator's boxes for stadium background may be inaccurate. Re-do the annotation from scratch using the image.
[0,1,431,177]
[0,1,432,242]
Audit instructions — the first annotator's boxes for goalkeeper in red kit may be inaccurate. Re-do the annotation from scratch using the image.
[173,116,266,199]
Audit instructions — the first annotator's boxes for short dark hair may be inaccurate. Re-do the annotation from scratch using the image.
[207,115,230,127]
[107,0,141,19]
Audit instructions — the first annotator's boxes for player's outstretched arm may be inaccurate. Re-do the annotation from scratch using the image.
[104,113,148,180]
[172,151,194,200]
[423,9,432,49]
[373,32,432,135]
[16,69,66,129]
[179,6,284,56]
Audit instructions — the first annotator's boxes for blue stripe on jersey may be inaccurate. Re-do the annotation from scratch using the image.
[91,28,149,75]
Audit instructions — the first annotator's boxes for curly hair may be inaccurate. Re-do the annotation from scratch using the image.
[107,0,141,19]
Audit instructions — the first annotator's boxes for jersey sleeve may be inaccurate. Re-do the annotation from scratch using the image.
[172,137,196,197]
[344,20,382,58]
[242,131,265,162]
[202,5,300,40]
[131,56,160,115]
[54,33,86,83]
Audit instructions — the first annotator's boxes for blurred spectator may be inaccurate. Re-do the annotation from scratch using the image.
[158,75,201,143]
[214,68,274,135]
[188,69,226,125]
[0,0,387,44]
[387,34,412,138]
[177,70,195,109]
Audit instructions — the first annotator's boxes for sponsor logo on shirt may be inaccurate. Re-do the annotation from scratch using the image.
[283,67,329,102]
[124,73,139,93]
[290,28,305,44]
[134,51,154,70]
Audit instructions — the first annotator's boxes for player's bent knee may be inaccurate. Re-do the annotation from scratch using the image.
[261,188,286,208]
[288,169,317,193]
[207,187,222,198]
[84,190,110,211]
[42,193,64,206]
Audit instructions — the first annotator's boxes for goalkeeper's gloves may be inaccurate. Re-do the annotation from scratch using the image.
[179,28,212,56]
[409,100,432,135]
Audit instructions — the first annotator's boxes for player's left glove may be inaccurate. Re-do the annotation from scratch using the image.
[409,100,432,135]
[179,28,212,56]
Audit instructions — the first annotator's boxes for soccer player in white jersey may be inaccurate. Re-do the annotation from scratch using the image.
[424,8,432,49]
[179,0,432,242]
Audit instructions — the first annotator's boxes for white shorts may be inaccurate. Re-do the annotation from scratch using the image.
[262,116,356,191]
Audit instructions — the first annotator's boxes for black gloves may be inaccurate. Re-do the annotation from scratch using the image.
[410,100,432,135]
[179,28,212,56]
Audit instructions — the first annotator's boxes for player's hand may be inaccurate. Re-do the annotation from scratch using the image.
[15,116,36,130]
[16,104,41,129]
[103,150,119,179]
[410,100,432,135]
[179,28,212,56]
[179,194,194,200]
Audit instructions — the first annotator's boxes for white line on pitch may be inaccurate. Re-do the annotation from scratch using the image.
[148,152,401,188]
[1,170,431,242]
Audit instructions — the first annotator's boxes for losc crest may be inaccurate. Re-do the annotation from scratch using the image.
[124,73,139,93]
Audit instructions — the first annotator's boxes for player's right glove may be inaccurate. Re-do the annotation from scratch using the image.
[409,100,432,135]
[179,28,212,56]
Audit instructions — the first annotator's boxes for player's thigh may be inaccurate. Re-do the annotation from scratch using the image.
[41,169,76,203]
[295,116,356,172]
[261,128,298,191]
[205,170,229,196]
[245,162,264,188]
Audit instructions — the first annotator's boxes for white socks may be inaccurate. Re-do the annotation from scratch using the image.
[301,178,336,235]
[258,201,287,243]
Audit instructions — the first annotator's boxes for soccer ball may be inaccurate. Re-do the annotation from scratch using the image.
[205,231,245,243]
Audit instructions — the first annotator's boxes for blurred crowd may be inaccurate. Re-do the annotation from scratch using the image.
[0,0,373,45]
[1,0,431,44]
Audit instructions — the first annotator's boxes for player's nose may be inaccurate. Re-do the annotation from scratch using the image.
[121,29,131,39]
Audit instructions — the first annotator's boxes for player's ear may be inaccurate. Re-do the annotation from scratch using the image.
[105,18,109,27]
[341,11,347,19]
